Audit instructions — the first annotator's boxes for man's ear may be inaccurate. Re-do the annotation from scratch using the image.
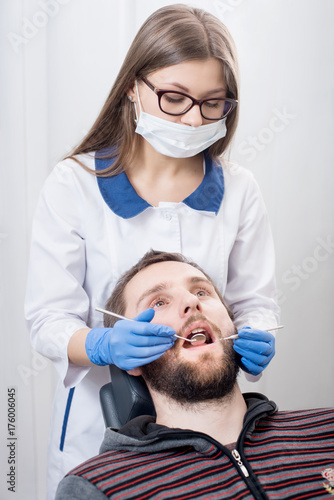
[126,367,143,377]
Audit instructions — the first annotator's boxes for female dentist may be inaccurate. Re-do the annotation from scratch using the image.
[25,4,279,498]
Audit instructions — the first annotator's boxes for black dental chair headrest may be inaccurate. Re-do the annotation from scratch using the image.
[99,364,156,429]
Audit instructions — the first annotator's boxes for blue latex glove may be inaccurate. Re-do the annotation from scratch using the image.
[85,309,176,370]
[233,326,275,376]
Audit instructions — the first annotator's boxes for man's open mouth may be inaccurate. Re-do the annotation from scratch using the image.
[183,325,215,348]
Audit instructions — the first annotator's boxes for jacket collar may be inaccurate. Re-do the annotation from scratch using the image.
[99,392,277,455]
[95,149,224,219]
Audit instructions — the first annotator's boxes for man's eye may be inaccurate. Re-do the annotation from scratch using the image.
[196,289,208,297]
[151,298,167,308]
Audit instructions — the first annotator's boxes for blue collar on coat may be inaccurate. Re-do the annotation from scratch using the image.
[95,149,224,219]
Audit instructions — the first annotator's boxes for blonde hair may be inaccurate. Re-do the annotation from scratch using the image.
[68,4,239,176]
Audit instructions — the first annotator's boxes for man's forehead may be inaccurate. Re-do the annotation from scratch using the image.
[125,261,209,301]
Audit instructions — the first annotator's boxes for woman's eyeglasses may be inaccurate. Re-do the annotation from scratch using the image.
[141,76,238,121]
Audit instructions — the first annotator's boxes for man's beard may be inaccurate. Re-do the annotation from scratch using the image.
[141,316,240,405]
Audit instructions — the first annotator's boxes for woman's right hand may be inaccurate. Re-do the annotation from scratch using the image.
[85,309,176,370]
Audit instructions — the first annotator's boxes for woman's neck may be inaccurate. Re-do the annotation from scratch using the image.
[126,140,205,205]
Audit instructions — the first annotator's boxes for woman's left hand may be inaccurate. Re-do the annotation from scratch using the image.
[233,326,275,376]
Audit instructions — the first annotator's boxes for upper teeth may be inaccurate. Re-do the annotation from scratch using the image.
[190,328,206,334]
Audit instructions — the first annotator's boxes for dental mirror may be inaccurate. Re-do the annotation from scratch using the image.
[188,333,207,345]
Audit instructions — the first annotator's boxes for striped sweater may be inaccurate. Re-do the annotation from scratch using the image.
[56,393,334,499]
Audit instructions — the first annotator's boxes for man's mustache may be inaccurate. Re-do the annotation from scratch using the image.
[176,313,222,339]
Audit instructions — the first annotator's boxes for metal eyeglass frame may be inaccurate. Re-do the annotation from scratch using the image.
[141,76,238,120]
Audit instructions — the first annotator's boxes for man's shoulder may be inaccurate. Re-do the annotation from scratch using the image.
[257,406,334,430]
[270,407,334,418]
[67,448,142,478]
[56,474,107,500]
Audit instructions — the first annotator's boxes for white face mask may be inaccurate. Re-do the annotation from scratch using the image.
[133,82,227,158]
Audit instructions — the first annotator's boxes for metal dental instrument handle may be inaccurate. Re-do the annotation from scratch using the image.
[221,325,284,341]
[96,308,283,344]
[95,307,194,343]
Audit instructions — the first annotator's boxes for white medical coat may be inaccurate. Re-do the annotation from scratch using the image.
[25,151,279,499]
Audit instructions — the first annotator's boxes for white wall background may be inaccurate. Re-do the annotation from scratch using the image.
[1,0,333,498]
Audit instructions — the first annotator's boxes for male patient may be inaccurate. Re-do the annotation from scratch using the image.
[56,250,334,499]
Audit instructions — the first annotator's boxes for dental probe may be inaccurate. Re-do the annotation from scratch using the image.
[221,325,284,341]
[96,307,194,343]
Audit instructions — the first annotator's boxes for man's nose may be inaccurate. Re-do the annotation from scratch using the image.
[180,292,202,317]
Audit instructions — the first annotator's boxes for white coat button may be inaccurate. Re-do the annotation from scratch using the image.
[164,212,172,221]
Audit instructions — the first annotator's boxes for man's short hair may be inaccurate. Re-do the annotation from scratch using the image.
[104,250,233,327]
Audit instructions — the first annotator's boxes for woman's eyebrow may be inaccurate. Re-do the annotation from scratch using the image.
[136,282,168,309]
[162,82,226,95]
